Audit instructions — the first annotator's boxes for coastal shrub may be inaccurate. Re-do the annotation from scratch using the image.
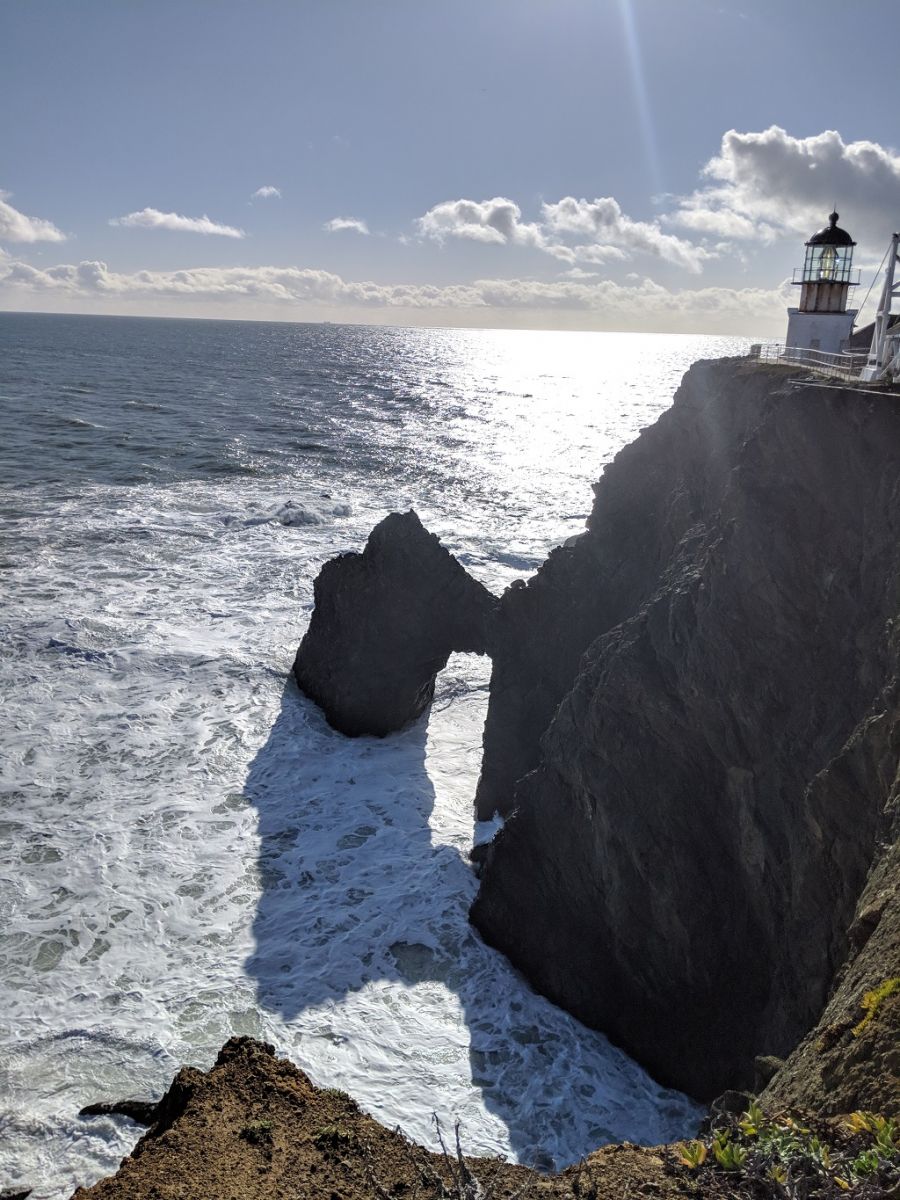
[670,1102,900,1196]
[851,977,900,1037]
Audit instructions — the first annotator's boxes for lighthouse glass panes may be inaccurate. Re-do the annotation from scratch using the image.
[785,212,858,355]
[800,242,855,284]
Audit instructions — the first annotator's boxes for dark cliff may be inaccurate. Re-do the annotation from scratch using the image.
[472,359,900,1099]
[291,358,899,1103]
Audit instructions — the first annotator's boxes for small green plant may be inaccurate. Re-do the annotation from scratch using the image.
[768,1162,788,1185]
[239,1119,273,1145]
[850,1148,881,1178]
[739,1099,764,1137]
[313,1122,354,1151]
[712,1131,748,1171]
[845,1110,899,1154]
[852,977,900,1037]
[677,1140,708,1169]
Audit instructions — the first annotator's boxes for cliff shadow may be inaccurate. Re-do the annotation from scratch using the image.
[243,666,563,1166]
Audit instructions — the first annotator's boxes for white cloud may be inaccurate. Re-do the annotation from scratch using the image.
[324,217,370,235]
[0,191,66,243]
[252,186,281,199]
[542,197,713,272]
[417,197,546,249]
[666,126,900,245]
[417,194,712,272]
[0,253,788,332]
[109,208,245,238]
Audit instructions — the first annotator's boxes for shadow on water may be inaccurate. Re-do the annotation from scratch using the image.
[243,673,558,1168]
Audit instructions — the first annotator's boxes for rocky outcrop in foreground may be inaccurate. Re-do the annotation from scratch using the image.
[72,1037,685,1200]
[294,510,497,736]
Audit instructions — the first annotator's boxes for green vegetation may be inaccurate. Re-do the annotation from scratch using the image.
[239,1118,273,1145]
[672,1104,900,1197]
[313,1122,355,1151]
[677,1139,707,1169]
[852,977,900,1037]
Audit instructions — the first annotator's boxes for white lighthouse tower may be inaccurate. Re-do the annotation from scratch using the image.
[785,212,859,354]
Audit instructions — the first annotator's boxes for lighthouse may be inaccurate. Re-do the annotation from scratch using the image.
[785,212,859,355]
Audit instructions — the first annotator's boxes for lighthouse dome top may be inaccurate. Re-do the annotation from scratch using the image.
[807,211,855,247]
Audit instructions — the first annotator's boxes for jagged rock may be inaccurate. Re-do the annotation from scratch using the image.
[753,1056,784,1092]
[70,1036,683,1199]
[79,1100,159,1125]
[472,360,900,1099]
[294,510,498,736]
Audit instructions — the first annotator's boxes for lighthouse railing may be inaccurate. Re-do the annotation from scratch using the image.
[749,343,869,381]
[791,266,860,286]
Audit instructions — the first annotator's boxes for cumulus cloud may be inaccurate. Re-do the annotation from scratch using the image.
[0,253,788,331]
[542,196,713,272]
[417,194,713,272]
[324,217,370,235]
[0,191,66,243]
[110,208,245,238]
[666,126,900,245]
[252,186,281,199]
[417,197,546,249]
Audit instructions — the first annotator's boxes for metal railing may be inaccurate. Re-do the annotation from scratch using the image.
[750,342,869,381]
[792,266,860,286]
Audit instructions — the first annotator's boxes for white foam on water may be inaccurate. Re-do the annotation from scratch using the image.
[1,328,748,1197]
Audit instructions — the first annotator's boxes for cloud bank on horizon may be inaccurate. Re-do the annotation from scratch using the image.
[3,127,900,333]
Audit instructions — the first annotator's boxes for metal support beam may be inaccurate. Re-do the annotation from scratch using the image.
[862,233,900,381]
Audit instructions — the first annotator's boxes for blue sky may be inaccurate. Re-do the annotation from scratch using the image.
[2,0,900,333]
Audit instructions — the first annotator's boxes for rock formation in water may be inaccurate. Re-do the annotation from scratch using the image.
[293,359,899,1107]
[294,510,497,736]
[471,359,900,1099]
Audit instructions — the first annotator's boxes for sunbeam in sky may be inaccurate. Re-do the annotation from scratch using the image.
[614,0,664,198]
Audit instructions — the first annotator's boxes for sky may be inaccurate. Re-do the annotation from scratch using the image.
[2,0,900,335]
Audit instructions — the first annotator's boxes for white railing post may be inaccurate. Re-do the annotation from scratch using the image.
[862,232,900,381]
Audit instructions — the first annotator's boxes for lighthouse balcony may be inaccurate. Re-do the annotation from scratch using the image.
[792,265,860,286]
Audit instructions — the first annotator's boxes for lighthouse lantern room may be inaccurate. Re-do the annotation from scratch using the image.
[785,212,860,355]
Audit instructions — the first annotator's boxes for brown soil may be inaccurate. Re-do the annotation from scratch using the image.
[72,1038,706,1200]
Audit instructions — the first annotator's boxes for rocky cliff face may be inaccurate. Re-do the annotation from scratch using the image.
[293,360,899,1104]
[294,510,497,736]
[472,360,900,1099]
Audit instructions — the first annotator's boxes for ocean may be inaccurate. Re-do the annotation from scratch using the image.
[0,313,747,1198]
